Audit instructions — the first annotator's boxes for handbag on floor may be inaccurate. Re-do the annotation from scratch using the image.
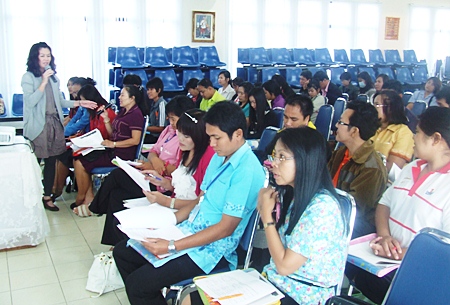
[86,251,124,297]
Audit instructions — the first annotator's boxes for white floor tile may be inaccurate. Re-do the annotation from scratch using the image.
[49,245,93,266]
[11,283,65,305]
[61,278,121,303]
[46,233,88,251]
[76,217,106,233]
[7,251,53,272]
[0,258,7,274]
[87,244,112,256]
[0,252,6,259]
[67,292,121,305]
[46,211,78,225]
[0,273,10,293]
[0,291,11,305]
[54,259,93,282]
[115,288,131,305]
[48,222,81,237]
[5,243,48,257]
[9,265,58,290]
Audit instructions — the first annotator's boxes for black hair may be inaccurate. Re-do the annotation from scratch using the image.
[427,77,442,95]
[123,74,142,87]
[419,106,450,147]
[165,95,196,117]
[248,87,270,137]
[176,109,209,175]
[285,94,314,120]
[373,90,408,125]
[78,84,108,119]
[198,78,214,89]
[346,101,380,140]
[357,71,375,94]
[232,77,244,87]
[146,77,164,96]
[185,78,199,90]
[218,70,232,86]
[239,82,254,98]
[273,128,347,235]
[73,77,97,87]
[376,73,389,84]
[262,79,282,97]
[309,79,321,91]
[122,85,149,115]
[313,70,329,81]
[271,74,296,98]
[26,42,56,77]
[204,101,247,140]
[382,79,403,95]
[340,72,352,81]
[435,86,450,105]
[300,70,313,80]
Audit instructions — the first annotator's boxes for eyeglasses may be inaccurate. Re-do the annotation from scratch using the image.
[267,155,295,163]
[337,120,352,127]
[374,104,387,108]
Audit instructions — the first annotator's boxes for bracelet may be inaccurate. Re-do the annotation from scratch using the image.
[113,142,116,148]
[263,222,275,229]
[170,198,176,209]
[104,120,110,124]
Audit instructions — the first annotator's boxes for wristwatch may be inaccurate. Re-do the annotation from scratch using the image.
[168,240,177,254]
[263,222,275,229]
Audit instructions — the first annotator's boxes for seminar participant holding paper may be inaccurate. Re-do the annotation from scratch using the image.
[257,128,349,305]
[349,107,450,304]
[113,102,266,305]
[72,85,146,209]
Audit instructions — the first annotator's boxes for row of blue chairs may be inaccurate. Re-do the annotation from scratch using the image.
[109,68,226,92]
[238,48,426,68]
[237,65,429,88]
[2,93,70,118]
[108,46,226,69]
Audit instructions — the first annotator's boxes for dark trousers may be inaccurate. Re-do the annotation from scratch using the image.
[38,156,58,196]
[89,168,144,246]
[113,239,228,305]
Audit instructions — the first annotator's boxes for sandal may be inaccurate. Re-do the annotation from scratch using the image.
[73,204,98,217]
[43,197,59,212]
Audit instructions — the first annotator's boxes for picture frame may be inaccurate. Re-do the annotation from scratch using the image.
[192,11,215,43]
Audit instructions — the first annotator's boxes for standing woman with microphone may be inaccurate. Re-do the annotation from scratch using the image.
[21,42,96,212]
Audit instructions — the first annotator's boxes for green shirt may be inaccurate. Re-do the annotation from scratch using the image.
[199,90,226,111]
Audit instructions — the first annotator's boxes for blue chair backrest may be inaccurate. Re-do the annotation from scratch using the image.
[402,91,413,107]
[403,50,419,64]
[358,67,376,82]
[249,47,273,66]
[334,49,350,64]
[123,69,148,85]
[369,49,386,64]
[315,48,333,64]
[331,98,346,132]
[154,70,183,91]
[209,69,225,89]
[292,48,315,64]
[172,46,199,67]
[396,67,414,84]
[182,69,204,86]
[12,93,23,117]
[135,115,149,160]
[240,209,260,269]
[411,100,427,116]
[385,50,403,64]
[383,228,450,305]
[257,126,279,154]
[198,46,225,67]
[114,69,124,88]
[115,47,145,68]
[308,67,326,78]
[137,47,145,63]
[356,94,369,103]
[377,67,395,80]
[413,66,428,83]
[0,93,6,117]
[350,49,368,64]
[285,68,302,87]
[272,107,285,129]
[144,46,172,68]
[108,47,117,64]
[270,48,294,65]
[238,48,250,64]
[191,47,199,63]
[330,67,345,86]
[261,68,280,82]
[315,104,334,141]
[165,48,173,63]
[347,67,359,83]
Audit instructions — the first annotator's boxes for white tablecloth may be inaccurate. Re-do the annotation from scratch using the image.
[0,136,49,249]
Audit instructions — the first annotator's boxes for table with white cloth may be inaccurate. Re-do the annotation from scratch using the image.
[0,136,50,250]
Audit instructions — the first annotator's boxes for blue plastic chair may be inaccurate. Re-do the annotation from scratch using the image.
[270,48,298,66]
[411,100,427,116]
[350,49,372,66]
[198,46,226,67]
[137,47,145,63]
[412,66,428,85]
[376,67,395,80]
[308,67,326,78]
[369,49,389,66]
[115,47,146,68]
[385,49,405,66]
[165,48,173,63]
[358,67,376,82]
[144,47,173,68]
[155,70,184,92]
[272,107,285,129]
[261,68,281,82]
[182,69,204,86]
[108,47,117,64]
[334,49,350,66]
[292,48,319,66]
[315,48,335,66]
[238,48,250,64]
[331,98,346,133]
[12,94,23,117]
[123,69,148,85]
[285,67,302,88]
[257,126,280,155]
[114,69,124,88]
[0,93,6,117]
[402,91,413,107]
[330,67,346,86]
[396,67,421,86]
[172,46,200,68]
[403,50,427,67]
[249,47,274,66]
[315,105,334,141]
[208,69,225,89]
[191,48,199,64]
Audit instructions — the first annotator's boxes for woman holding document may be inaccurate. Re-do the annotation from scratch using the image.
[257,128,349,304]
[72,85,145,210]
[349,107,450,304]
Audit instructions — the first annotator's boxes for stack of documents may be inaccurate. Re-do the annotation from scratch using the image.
[70,129,105,155]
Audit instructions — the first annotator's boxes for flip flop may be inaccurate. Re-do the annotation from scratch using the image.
[73,204,98,217]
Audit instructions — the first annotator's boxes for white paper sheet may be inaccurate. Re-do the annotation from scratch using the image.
[70,128,104,148]
[112,157,150,191]
[123,197,152,209]
[348,240,401,266]
[117,225,189,241]
[114,205,176,229]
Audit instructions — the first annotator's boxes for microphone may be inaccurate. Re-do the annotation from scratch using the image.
[45,65,57,83]
[96,103,113,115]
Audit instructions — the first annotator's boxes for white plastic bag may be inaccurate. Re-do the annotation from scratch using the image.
[86,251,124,297]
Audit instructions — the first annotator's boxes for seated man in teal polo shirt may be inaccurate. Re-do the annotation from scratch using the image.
[113,101,266,305]
[198,78,226,111]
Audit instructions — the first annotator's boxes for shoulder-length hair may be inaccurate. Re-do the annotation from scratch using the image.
[357,71,374,93]
[176,109,209,174]
[219,70,232,86]
[274,128,348,236]
[77,84,108,119]
[374,90,408,125]
[248,87,269,136]
[26,42,56,77]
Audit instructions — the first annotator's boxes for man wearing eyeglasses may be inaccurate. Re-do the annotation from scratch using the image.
[328,101,387,239]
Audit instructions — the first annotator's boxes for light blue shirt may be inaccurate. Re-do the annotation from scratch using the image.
[64,107,90,136]
[177,143,265,273]
[408,90,436,106]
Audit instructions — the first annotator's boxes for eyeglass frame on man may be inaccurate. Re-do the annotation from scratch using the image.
[336,120,352,127]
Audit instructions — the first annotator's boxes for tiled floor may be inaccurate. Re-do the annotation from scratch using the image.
[0,191,131,305]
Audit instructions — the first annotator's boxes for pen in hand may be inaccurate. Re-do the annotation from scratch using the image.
[143,172,162,181]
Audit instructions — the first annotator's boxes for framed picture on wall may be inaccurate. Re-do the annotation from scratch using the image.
[192,11,215,43]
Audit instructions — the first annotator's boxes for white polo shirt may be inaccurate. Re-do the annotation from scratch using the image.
[380,159,450,248]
